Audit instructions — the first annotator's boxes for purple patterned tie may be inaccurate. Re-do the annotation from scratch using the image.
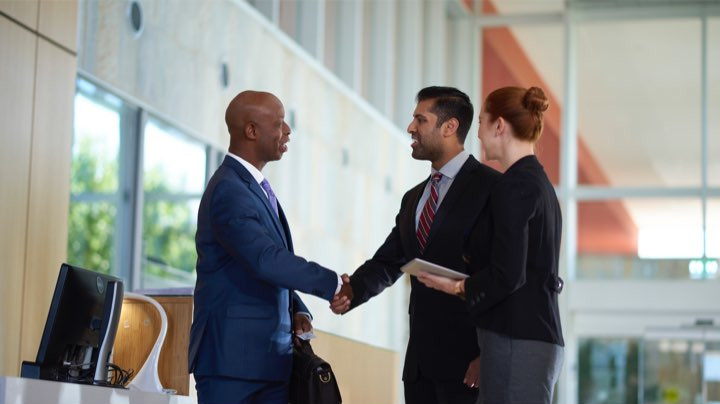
[260,179,279,217]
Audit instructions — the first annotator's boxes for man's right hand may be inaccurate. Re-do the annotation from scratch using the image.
[330,274,353,314]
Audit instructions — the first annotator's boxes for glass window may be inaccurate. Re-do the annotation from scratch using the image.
[578,338,639,404]
[576,198,714,279]
[707,199,720,279]
[67,80,124,276]
[709,18,720,187]
[576,19,702,187]
[278,0,297,39]
[69,78,215,289]
[329,0,360,90]
[482,0,564,15]
[323,0,337,72]
[141,116,206,288]
[707,339,720,403]
[641,329,710,404]
[246,0,275,23]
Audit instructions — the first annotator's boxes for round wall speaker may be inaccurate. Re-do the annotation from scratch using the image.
[128,0,144,37]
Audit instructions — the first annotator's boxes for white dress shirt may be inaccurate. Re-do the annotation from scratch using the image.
[415,150,470,229]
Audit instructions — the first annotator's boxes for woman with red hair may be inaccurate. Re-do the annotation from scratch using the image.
[418,86,565,404]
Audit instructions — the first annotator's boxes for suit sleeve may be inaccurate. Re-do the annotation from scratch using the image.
[210,181,338,301]
[292,292,311,318]
[348,198,409,310]
[464,178,539,314]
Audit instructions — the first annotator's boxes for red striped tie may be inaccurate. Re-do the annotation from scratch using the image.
[416,173,442,253]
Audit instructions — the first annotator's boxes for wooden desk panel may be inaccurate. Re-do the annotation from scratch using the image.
[113,296,192,395]
[153,296,192,396]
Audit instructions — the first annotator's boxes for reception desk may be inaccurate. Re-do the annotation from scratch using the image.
[10,291,400,403]
[112,293,400,403]
[0,376,195,404]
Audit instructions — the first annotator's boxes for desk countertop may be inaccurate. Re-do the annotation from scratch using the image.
[0,376,196,404]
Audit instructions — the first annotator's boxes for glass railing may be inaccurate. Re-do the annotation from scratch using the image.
[577,255,719,280]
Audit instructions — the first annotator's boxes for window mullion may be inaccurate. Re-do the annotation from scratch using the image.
[127,108,147,291]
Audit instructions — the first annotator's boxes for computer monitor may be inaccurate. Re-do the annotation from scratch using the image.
[21,263,124,386]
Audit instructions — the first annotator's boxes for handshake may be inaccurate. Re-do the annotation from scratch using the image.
[330,274,353,314]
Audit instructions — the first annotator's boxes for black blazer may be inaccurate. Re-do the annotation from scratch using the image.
[348,155,501,382]
[464,155,564,346]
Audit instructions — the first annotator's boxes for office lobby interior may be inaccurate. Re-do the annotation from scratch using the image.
[1,0,720,402]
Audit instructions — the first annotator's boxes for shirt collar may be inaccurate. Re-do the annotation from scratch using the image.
[432,150,470,180]
[227,152,265,184]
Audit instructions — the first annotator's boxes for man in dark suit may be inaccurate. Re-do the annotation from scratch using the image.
[189,91,344,404]
[331,87,500,404]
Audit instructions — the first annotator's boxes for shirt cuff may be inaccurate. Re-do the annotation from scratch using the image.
[296,312,312,321]
[335,275,343,295]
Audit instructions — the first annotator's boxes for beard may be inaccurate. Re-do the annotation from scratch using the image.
[411,142,442,162]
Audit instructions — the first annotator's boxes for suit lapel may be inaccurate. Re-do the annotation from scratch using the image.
[277,203,292,251]
[405,180,427,256]
[223,157,289,248]
[246,179,289,247]
[424,156,479,251]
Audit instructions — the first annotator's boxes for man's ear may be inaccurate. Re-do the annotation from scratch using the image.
[442,117,459,137]
[245,122,257,140]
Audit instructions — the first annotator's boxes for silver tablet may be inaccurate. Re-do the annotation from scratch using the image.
[400,258,469,280]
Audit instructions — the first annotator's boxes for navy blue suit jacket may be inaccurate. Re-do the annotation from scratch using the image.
[188,156,338,381]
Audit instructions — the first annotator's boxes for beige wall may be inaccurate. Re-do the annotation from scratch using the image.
[314,330,401,404]
[0,1,78,375]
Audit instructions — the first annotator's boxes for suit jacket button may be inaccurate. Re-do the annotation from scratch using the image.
[479,292,486,299]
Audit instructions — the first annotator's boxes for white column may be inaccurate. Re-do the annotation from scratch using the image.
[393,0,424,127]
[333,0,364,93]
[363,0,397,116]
[558,10,579,404]
[447,16,480,157]
[700,15,708,260]
[422,0,447,85]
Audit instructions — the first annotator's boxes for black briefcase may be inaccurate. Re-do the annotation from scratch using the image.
[289,339,342,404]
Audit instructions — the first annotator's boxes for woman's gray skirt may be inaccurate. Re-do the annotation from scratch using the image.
[476,328,564,404]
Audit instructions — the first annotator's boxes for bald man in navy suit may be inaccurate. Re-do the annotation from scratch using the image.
[189,91,347,404]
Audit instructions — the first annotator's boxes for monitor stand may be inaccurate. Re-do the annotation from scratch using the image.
[93,280,123,385]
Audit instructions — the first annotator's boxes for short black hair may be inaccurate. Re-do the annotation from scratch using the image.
[416,86,474,144]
